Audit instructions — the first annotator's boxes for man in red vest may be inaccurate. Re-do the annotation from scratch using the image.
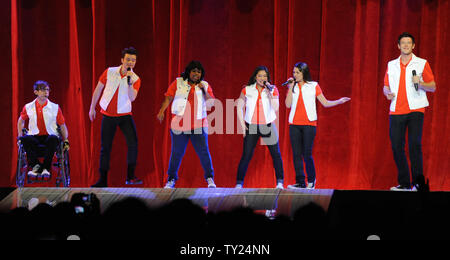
[383,32,436,191]
[89,47,143,187]
[17,80,69,177]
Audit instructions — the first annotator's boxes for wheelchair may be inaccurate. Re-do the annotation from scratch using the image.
[16,128,70,187]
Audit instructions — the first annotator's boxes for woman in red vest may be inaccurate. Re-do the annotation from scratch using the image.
[285,62,350,189]
[235,66,284,189]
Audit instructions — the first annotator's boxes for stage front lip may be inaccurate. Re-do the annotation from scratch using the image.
[0,187,334,217]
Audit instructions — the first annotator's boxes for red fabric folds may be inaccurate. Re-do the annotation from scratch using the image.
[2,0,449,190]
[9,0,19,184]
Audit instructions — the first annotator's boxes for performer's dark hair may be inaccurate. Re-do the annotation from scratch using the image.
[247,66,271,86]
[181,60,205,82]
[122,47,138,58]
[294,62,312,82]
[398,32,415,44]
[33,80,50,91]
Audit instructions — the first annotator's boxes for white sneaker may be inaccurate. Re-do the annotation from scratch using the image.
[235,184,243,189]
[27,165,40,177]
[265,209,277,219]
[276,183,284,189]
[306,180,316,189]
[41,169,51,178]
[390,185,411,191]
[206,178,216,188]
[164,179,176,189]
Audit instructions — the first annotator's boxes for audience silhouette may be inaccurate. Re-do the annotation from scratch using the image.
[1,184,449,240]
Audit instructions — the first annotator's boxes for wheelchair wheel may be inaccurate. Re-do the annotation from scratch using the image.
[56,147,70,187]
[16,144,27,188]
[63,151,70,187]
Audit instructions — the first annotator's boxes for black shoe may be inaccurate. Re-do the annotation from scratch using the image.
[125,177,143,185]
[91,179,107,188]
[287,183,307,189]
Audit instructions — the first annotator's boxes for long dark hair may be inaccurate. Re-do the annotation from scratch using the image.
[247,66,271,86]
[292,62,312,93]
[294,62,312,82]
[181,60,205,82]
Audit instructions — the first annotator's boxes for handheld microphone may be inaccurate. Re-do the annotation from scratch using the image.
[127,67,131,85]
[281,79,295,86]
[412,70,418,91]
[198,81,206,95]
[263,81,274,91]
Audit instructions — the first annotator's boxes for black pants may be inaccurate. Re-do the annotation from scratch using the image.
[236,123,284,185]
[20,135,59,171]
[389,112,424,187]
[100,115,138,179]
[289,125,316,185]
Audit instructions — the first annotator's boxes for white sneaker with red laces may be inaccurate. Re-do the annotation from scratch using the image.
[41,168,51,178]
[27,165,40,177]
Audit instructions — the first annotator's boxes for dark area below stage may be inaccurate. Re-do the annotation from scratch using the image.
[0,188,449,240]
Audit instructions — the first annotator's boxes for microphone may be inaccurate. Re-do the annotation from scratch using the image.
[412,70,418,91]
[281,79,295,86]
[198,82,206,95]
[263,81,274,91]
[127,67,131,85]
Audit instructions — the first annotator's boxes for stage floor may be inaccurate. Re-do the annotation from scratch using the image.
[0,187,334,217]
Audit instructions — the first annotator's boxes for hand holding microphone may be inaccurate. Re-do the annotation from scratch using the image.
[198,81,207,95]
[127,67,132,86]
[283,77,296,93]
[263,81,274,91]
[282,78,295,87]
[412,70,419,91]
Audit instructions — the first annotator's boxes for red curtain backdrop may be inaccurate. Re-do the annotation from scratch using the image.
[2,0,449,190]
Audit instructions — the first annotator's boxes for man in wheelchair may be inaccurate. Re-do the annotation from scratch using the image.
[17,80,69,178]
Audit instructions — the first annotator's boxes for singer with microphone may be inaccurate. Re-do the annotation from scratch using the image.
[383,32,436,191]
[285,62,350,190]
[157,60,216,189]
[235,65,285,189]
[89,47,143,187]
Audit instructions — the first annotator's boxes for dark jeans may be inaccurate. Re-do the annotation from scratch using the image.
[236,123,284,185]
[389,112,424,187]
[100,115,138,179]
[20,135,59,171]
[167,128,214,181]
[289,125,316,184]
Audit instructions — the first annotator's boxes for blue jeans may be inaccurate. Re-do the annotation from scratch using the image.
[167,128,214,181]
[289,125,316,185]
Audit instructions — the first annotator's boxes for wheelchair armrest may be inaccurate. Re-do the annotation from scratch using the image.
[17,128,28,143]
